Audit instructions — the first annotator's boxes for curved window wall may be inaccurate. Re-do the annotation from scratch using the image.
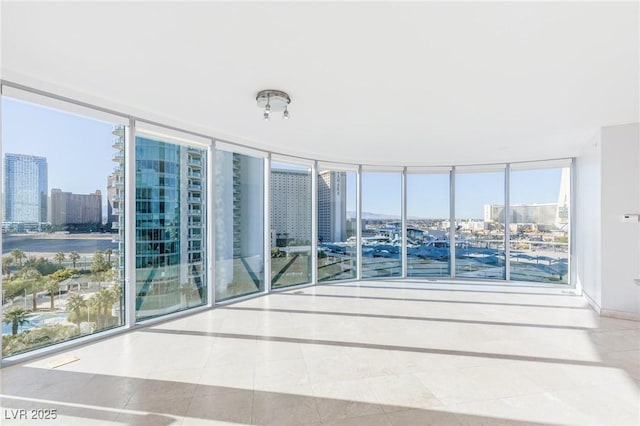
[455,168,506,279]
[215,149,265,301]
[270,162,312,289]
[1,95,126,357]
[0,82,573,362]
[509,164,570,284]
[317,167,357,282]
[361,171,403,278]
[406,171,451,277]
[135,135,207,320]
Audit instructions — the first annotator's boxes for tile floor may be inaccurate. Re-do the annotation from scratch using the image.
[1,281,639,425]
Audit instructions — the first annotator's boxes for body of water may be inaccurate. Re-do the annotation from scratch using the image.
[2,235,118,255]
[2,311,71,336]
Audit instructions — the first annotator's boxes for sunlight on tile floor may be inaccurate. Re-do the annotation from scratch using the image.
[2,281,639,425]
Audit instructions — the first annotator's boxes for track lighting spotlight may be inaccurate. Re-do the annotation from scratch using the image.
[256,90,291,121]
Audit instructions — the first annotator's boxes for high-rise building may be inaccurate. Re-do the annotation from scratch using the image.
[215,151,264,297]
[133,136,206,318]
[4,153,48,224]
[270,168,311,246]
[484,203,557,226]
[318,170,347,242]
[106,171,121,229]
[50,188,102,229]
[555,167,570,229]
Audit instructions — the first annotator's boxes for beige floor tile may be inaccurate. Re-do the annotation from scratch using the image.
[312,379,384,422]
[364,374,442,413]
[386,408,464,426]
[321,412,392,426]
[185,390,252,424]
[254,358,311,392]
[3,282,639,426]
[251,384,321,425]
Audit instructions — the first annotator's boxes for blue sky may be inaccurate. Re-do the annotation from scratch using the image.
[2,97,115,197]
[3,97,563,220]
[360,169,562,219]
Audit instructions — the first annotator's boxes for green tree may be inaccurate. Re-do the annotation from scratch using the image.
[91,251,112,290]
[54,252,65,267]
[2,277,29,303]
[110,285,122,324]
[24,257,59,276]
[91,251,110,274]
[44,279,61,310]
[66,294,87,331]
[2,256,13,278]
[11,249,26,268]
[95,288,116,329]
[2,307,31,336]
[105,249,113,264]
[50,268,75,282]
[69,251,81,269]
[22,268,43,311]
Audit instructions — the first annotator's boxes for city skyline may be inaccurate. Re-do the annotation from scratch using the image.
[3,96,565,222]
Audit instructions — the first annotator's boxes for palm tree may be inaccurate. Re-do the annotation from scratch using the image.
[93,288,116,329]
[88,293,102,328]
[54,252,65,267]
[66,294,86,331]
[69,251,80,269]
[11,249,26,268]
[22,268,43,311]
[110,285,123,324]
[2,256,13,278]
[91,251,109,273]
[2,307,31,336]
[45,279,61,310]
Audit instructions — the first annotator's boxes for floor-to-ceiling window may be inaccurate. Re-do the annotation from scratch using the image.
[455,167,506,279]
[1,94,126,357]
[0,85,580,363]
[317,165,357,282]
[361,170,402,278]
[509,162,571,283]
[406,169,451,277]
[215,149,265,300]
[270,161,312,288]
[134,134,207,320]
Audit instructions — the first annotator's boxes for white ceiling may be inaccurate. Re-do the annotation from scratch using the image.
[1,2,638,166]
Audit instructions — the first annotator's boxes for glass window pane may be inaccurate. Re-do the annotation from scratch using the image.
[215,150,265,301]
[361,172,402,278]
[1,96,125,357]
[271,162,312,288]
[318,170,357,281]
[407,173,451,277]
[455,171,506,279]
[509,167,570,283]
[134,136,206,320]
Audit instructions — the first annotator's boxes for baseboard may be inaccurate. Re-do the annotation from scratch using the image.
[582,291,601,314]
[600,309,640,322]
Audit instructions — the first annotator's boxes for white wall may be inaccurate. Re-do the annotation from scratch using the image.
[576,123,640,320]
[575,133,602,311]
[600,123,640,319]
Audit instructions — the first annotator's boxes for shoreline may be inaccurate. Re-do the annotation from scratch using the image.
[3,233,116,240]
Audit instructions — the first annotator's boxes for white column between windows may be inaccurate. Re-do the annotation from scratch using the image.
[311,160,318,284]
[124,118,137,327]
[207,141,216,306]
[264,154,272,293]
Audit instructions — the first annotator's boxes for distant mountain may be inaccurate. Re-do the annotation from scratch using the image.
[347,211,437,220]
[347,211,396,220]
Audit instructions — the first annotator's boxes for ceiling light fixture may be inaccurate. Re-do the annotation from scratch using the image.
[256,89,290,121]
